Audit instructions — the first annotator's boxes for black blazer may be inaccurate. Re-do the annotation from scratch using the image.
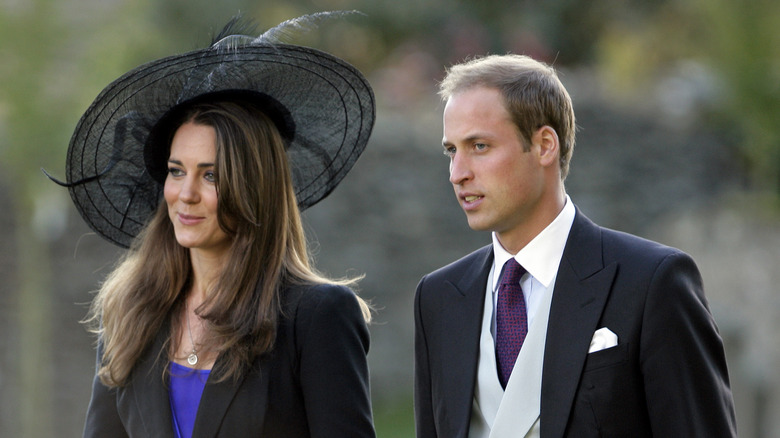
[414,209,736,437]
[83,283,375,438]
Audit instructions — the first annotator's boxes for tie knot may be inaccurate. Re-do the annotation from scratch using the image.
[500,258,526,287]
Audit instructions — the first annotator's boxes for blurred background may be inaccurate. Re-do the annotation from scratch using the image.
[1,0,779,436]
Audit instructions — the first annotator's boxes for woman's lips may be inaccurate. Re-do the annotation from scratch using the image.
[177,213,204,225]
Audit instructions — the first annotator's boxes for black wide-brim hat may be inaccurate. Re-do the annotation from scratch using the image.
[51,13,375,248]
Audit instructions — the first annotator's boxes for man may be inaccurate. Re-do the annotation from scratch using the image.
[413,54,736,437]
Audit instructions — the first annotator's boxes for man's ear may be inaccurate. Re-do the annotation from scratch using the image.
[533,125,560,168]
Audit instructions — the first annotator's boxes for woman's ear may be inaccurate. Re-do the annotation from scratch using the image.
[533,125,560,168]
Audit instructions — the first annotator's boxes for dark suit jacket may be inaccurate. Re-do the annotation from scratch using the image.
[83,283,375,438]
[414,209,736,437]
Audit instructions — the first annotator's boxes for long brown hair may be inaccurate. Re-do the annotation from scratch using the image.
[86,100,369,387]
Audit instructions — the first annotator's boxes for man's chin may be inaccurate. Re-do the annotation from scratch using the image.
[465,216,492,232]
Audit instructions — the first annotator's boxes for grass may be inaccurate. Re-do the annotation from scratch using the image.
[373,395,415,437]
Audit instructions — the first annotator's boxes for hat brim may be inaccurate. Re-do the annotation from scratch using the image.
[65,43,375,248]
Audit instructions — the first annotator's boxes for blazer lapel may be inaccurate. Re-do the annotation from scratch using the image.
[119,330,176,438]
[119,327,271,438]
[192,355,270,438]
[439,246,493,436]
[540,211,617,438]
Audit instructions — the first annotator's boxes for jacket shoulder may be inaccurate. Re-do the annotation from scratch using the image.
[422,244,492,283]
[599,225,690,264]
[573,210,689,262]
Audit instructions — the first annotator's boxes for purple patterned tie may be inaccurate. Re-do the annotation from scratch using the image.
[495,258,528,388]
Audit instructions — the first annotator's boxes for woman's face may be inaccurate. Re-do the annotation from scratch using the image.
[164,121,231,257]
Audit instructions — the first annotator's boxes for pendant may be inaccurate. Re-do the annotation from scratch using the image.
[187,352,198,366]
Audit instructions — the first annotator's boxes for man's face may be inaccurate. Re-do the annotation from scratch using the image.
[442,86,546,243]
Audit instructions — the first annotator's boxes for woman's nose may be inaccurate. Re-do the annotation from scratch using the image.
[179,178,200,203]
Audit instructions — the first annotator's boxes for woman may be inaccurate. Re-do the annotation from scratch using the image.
[49,13,375,438]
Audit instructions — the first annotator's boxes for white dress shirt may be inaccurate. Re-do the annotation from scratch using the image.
[489,195,575,335]
[469,196,576,438]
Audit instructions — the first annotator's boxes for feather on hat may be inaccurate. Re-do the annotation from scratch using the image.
[47,11,375,248]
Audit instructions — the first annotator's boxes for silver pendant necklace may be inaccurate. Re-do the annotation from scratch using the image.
[186,302,198,366]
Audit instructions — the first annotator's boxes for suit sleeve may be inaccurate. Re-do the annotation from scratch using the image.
[640,252,737,437]
[413,275,438,438]
[296,284,376,438]
[83,341,128,438]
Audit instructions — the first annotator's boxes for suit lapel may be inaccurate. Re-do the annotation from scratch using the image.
[540,211,617,438]
[439,246,493,436]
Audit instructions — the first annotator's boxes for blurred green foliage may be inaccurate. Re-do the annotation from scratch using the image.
[5,0,777,194]
[592,0,780,191]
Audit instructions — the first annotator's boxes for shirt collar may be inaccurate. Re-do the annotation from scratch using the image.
[491,195,576,290]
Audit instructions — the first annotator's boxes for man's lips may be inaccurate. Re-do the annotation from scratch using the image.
[458,193,484,210]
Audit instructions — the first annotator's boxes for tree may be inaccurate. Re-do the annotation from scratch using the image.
[0,1,159,435]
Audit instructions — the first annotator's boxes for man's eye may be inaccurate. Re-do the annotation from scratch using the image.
[474,143,487,150]
[443,147,456,157]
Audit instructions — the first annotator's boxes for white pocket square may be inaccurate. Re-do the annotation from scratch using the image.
[588,327,618,353]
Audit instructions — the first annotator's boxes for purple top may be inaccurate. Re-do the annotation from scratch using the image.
[169,361,210,438]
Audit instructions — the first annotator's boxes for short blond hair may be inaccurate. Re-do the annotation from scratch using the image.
[439,54,576,180]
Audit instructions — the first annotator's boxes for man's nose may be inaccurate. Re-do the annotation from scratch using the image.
[449,154,472,185]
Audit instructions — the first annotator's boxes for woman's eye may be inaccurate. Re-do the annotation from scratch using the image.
[204,171,216,183]
[168,167,184,177]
